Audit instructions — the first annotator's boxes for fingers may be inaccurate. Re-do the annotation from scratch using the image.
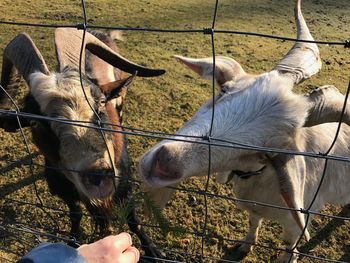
[77,233,140,263]
[113,232,133,253]
[117,246,140,263]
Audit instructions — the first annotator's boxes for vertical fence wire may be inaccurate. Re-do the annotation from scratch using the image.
[201,0,220,260]
[288,79,350,262]
[78,0,118,196]
[0,0,349,262]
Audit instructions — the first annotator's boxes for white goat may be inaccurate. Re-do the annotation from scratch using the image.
[138,0,350,262]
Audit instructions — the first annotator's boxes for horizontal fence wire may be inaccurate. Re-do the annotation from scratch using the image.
[2,109,350,163]
[0,0,350,262]
[3,174,350,223]
[0,20,349,47]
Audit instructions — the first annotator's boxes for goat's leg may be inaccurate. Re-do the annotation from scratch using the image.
[277,222,301,263]
[44,162,83,242]
[127,207,164,262]
[66,201,83,243]
[231,213,262,260]
[85,202,112,239]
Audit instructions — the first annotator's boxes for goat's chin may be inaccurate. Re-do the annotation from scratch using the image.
[140,168,182,188]
[88,185,115,200]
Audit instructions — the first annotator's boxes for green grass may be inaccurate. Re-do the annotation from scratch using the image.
[1,0,350,262]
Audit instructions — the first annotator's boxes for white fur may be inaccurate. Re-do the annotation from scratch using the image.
[139,69,348,262]
[140,71,307,185]
[140,79,350,262]
[139,2,339,259]
[228,123,350,262]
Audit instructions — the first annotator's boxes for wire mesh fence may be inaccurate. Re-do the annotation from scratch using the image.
[0,0,350,262]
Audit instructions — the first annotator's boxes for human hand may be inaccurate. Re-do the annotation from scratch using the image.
[77,233,140,263]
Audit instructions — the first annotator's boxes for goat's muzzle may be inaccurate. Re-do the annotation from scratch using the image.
[140,144,184,187]
[80,168,115,199]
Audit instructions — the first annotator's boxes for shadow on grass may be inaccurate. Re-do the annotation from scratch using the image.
[217,205,350,262]
[299,204,350,262]
[0,153,42,198]
[0,153,39,173]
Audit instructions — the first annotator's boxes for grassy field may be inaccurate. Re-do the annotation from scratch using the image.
[1,0,350,262]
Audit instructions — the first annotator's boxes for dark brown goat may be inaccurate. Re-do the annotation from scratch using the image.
[0,29,165,258]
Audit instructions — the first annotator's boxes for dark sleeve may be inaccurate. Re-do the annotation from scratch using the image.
[16,243,86,263]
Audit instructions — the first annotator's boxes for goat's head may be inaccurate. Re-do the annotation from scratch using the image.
[0,29,165,202]
[139,0,349,234]
[140,0,323,187]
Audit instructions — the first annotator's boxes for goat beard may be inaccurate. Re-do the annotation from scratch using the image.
[90,195,114,209]
[85,196,115,237]
[89,196,114,227]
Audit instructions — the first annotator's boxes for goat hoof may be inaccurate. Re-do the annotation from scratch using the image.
[68,231,84,248]
[276,252,298,263]
[142,244,166,262]
[224,243,250,261]
[67,240,80,248]
[233,243,250,260]
[220,243,250,262]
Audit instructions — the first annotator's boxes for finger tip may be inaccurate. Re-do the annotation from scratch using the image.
[131,247,140,262]
[120,232,132,244]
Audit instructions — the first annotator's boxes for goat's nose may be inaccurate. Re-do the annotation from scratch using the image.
[151,144,183,179]
[156,145,172,165]
[88,173,102,186]
[81,169,114,186]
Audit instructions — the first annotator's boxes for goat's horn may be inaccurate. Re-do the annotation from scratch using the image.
[274,0,321,84]
[1,33,49,109]
[55,28,165,77]
[0,33,49,131]
[304,85,350,127]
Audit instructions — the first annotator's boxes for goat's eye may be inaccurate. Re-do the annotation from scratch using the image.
[96,98,107,113]
[95,94,106,106]
[220,80,235,95]
[99,99,106,107]
[220,85,229,94]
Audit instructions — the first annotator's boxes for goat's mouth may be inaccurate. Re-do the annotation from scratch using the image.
[80,170,116,200]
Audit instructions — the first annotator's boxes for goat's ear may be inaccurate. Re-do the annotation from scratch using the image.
[29,72,57,113]
[174,55,246,88]
[101,74,136,102]
[269,154,310,241]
